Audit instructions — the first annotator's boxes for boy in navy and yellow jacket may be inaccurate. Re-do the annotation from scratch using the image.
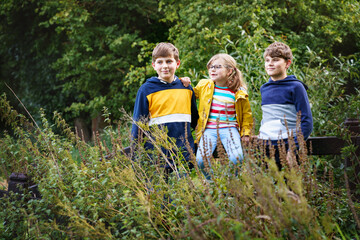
[131,42,198,170]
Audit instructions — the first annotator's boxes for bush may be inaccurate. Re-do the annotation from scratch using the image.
[0,95,359,239]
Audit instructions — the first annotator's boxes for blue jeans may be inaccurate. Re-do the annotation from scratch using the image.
[196,127,244,171]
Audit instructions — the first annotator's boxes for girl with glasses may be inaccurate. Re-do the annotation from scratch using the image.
[182,53,253,178]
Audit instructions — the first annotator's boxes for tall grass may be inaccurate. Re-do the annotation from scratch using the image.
[0,93,358,239]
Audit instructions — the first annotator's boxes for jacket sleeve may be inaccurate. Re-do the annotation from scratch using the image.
[239,96,253,136]
[194,83,200,99]
[294,84,313,139]
[131,86,149,140]
[194,79,208,99]
[190,86,199,130]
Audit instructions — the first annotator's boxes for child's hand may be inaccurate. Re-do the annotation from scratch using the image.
[286,150,297,168]
[180,77,191,87]
[242,135,257,147]
[242,135,250,143]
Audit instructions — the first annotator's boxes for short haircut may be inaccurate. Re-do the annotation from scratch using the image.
[264,41,293,61]
[152,42,179,62]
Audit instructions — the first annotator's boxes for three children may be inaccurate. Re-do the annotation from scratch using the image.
[131,41,313,173]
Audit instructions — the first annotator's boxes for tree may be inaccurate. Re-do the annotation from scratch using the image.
[0,0,170,139]
[0,0,65,117]
[157,0,360,73]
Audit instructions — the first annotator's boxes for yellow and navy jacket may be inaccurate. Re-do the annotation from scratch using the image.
[194,79,253,143]
[131,76,198,161]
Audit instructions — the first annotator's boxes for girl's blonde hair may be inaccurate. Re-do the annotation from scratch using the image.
[207,53,247,92]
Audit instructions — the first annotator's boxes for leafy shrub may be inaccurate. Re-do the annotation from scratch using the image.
[0,95,359,239]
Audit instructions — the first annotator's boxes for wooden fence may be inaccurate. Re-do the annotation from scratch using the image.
[307,118,360,156]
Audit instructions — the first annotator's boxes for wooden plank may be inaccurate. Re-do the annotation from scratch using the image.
[306,136,360,155]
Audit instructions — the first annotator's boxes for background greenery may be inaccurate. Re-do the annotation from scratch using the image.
[1,0,359,135]
[0,0,359,238]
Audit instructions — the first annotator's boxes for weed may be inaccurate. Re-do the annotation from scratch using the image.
[0,94,359,239]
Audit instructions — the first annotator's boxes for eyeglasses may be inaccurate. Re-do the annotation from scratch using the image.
[208,64,223,70]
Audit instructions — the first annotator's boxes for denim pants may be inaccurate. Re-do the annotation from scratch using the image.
[196,127,244,170]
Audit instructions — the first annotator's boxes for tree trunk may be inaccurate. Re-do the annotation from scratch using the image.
[74,117,91,142]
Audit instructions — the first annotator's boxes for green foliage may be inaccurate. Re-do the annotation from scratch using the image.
[1,97,359,238]
[0,0,169,126]
[46,0,169,119]
[158,0,360,70]
[1,1,360,237]
[0,0,66,122]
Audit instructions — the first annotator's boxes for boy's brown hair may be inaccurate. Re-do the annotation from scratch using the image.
[152,42,179,62]
[264,41,293,60]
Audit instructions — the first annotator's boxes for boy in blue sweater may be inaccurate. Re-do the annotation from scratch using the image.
[258,42,313,168]
[131,42,198,172]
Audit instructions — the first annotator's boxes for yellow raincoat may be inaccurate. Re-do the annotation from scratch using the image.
[194,79,253,143]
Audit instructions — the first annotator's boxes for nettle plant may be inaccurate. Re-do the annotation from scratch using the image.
[0,94,358,239]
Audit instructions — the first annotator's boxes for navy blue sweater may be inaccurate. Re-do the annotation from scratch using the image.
[258,75,313,143]
[131,76,198,163]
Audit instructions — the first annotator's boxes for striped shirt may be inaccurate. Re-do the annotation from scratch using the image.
[206,85,238,129]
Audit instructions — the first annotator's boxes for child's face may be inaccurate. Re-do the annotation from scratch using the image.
[152,56,180,83]
[264,56,291,81]
[208,59,232,86]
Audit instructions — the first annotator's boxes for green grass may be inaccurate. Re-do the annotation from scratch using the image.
[0,98,359,239]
